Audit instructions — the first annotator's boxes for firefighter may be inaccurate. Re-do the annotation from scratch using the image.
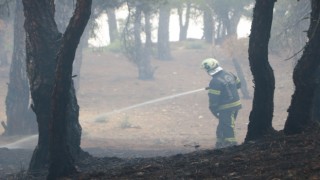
[201,58,242,148]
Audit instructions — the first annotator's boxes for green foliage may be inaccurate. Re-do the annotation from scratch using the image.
[184,40,205,49]
[119,116,132,129]
[87,40,124,53]
[94,115,109,123]
[198,0,254,19]
[168,40,207,50]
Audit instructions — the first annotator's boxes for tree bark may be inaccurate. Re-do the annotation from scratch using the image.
[157,4,171,60]
[4,0,36,136]
[245,0,276,142]
[232,58,251,99]
[23,0,60,171]
[22,0,89,175]
[178,1,191,41]
[284,0,320,134]
[219,10,230,40]
[311,67,320,123]
[203,7,213,43]
[134,5,153,80]
[48,1,91,178]
[106,7,118,43]
[215,20,225,44]
[143,8,152,52]
[122,3,154,80]
[55,0,88,92]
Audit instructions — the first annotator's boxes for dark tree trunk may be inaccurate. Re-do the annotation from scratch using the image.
[215,20,225,44]
[4,0,37,136]
[203,7,213,43]
[55,0,88,92]
[48,1,91,178]
[23,0,60,171]
[220,10,230,38]
[232,58,251,99]
[311,67,320,122]
[178,2,191,41]
[157,4,171,60]
[284,0,320,134]
[106,7,118,43]
[22,0,89,175]
[245,0,276,142]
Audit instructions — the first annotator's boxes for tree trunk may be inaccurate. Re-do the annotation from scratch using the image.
[220,10,230,40]
[215,20,225,44]
[245,0,276,142]
[178,2,191,41]
[311,67,320,123]
[122,3,154,80]
[55,0,88,92]
[284,0,320,134]
[106,7,118,43]
[22,0,88,175]
[48,1,91,178]
[24,0,59,171]
[143,8,152,52]
[232,58,251,99]
[203,7,213,43]
[4,0,37,136]
[134,6,153,80]
[0,19,9,66]
[157,4,171,60]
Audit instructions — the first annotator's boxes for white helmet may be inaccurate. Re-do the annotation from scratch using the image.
[201,58,223,76]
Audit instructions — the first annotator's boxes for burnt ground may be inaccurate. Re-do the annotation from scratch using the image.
[0,40,319,179]
[1,128,320,179]
[70,129,320,179]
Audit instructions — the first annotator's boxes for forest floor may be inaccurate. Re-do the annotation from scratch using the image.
[0,40,318,179]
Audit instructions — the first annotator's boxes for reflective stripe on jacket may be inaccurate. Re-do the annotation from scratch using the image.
[208,70,242,112]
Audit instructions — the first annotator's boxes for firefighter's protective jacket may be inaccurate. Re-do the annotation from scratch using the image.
[207,70,241,115]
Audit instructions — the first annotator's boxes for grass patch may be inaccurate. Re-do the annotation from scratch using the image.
[94,116,109,123]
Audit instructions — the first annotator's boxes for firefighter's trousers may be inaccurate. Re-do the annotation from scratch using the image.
[215,109,238,147]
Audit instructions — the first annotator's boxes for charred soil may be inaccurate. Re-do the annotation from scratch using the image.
[2,129,320,179]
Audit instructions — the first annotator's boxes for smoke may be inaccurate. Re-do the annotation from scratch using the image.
[0,135,37,149]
